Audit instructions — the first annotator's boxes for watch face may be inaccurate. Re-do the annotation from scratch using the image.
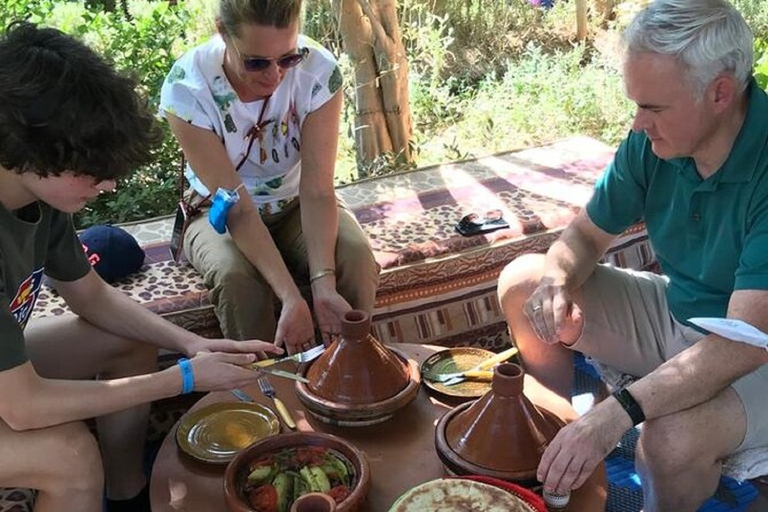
[170,202,189,262]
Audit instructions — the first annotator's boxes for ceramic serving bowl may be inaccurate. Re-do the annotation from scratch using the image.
[224,432,371,512]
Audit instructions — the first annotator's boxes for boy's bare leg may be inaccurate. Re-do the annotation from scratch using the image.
[25,314,158,500]
[0,419,103,512]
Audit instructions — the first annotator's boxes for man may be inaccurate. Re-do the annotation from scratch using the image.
[0,22,280,512]
[497,1,768,510]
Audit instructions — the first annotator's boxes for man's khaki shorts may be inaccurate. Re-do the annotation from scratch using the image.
[569,264,768,451]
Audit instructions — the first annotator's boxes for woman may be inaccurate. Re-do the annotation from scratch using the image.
[160,0,379,354]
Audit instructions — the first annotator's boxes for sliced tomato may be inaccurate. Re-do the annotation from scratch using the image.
[327,485,352,504]
[247,484,278,512]
[295,446,327,466]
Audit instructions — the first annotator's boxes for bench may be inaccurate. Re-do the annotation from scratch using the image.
[34,135,653,348]
[1,136,654,511]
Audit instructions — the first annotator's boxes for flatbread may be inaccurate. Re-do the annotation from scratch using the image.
[389,478,535,512]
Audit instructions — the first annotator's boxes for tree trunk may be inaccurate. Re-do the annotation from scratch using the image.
[575,0,588,40]
[331,0,413,176]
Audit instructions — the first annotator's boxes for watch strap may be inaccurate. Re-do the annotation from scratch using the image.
[611,387,645,426]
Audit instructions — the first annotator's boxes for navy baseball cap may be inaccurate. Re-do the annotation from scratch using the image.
[79,225,145,283]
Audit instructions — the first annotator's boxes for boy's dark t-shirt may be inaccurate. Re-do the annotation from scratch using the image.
[0,201,91,371]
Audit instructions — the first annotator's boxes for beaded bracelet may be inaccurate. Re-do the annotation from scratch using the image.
[310,268,335,284]
[178,358,195,395]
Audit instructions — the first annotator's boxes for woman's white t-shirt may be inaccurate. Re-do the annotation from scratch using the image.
[159,34,342,213]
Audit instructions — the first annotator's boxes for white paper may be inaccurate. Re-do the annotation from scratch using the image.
[688,317,768,349]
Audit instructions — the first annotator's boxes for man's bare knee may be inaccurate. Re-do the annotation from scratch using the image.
[639,415,715,476]
[498,253,544,306]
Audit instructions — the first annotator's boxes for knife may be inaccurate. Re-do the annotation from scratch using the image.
[441,346,519,386]
[259,367,310,383]
[230,388,255,403]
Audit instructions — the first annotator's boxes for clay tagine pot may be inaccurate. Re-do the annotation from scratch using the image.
[434,362,565,486]
[296,309,420,426]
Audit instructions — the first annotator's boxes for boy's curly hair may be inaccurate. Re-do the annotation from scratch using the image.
[0,21,162,179]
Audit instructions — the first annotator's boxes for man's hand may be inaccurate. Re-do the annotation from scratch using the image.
[523,280,583,345]
[274,296,315,354]
[537,400,631,494]
[311,287,352,344]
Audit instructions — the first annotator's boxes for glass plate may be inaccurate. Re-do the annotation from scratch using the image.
[175,402,280,464]
[420,347,495,399]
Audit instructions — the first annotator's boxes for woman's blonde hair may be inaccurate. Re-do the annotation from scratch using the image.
[219,0,302,36]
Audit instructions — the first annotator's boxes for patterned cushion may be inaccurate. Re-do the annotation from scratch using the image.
[33,136,654,351]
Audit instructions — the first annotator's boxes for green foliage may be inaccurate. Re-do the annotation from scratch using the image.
[756,38,768,90]
[733,0,768,39]
[7,0,768,227]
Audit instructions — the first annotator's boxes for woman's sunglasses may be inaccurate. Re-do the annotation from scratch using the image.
[232,40,310,72]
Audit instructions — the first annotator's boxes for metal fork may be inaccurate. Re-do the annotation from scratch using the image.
[252,344,326,369]
[257,376,296,430]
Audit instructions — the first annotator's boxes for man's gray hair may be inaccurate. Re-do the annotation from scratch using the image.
[623,0,753,96]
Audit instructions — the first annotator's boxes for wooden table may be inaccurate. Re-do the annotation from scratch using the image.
[150,344,607,511]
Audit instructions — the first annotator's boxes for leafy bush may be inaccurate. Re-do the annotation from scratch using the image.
[756,38,768,90]
[5,0,768,227]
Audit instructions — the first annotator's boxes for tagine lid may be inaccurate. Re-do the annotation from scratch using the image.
[437,363,564,479]
[306,310,410,405]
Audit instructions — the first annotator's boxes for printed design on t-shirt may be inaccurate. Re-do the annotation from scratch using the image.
[311,83,322,97]
[166,64,186,84]
[212,75,238,133]
[328,66,342,94]
[253,176,285,196]
[260,101,301,167]
[9,268,44,330]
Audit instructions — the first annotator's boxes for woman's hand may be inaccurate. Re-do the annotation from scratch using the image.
[311,286,352,344]
[274,295,315,354]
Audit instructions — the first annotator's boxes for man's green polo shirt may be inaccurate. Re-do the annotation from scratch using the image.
[587,79,768,326]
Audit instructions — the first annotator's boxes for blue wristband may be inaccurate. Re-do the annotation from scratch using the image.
[178,358,195,395]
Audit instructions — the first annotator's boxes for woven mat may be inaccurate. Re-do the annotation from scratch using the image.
[573,354,758,511]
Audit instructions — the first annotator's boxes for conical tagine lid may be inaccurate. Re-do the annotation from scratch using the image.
[444,363,563,476]
[306,310,409,405]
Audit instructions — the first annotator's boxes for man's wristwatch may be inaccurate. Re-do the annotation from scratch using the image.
[611,387,645,426]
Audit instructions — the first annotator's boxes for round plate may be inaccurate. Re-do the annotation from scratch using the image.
[420,347,495,399]
[388,477,544,512]
[175,402,280,464]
